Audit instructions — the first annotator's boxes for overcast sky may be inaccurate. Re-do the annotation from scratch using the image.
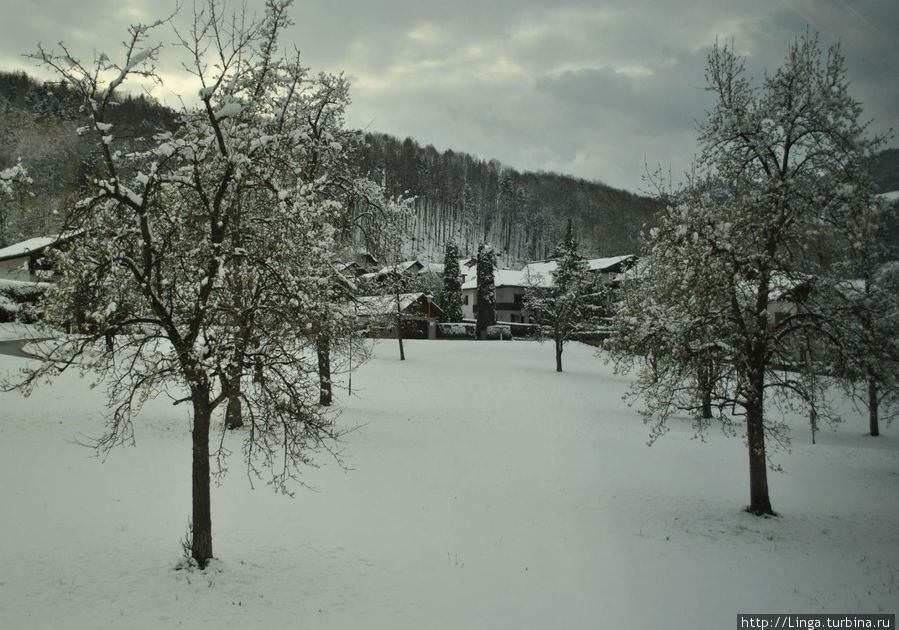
[1,0,896,193]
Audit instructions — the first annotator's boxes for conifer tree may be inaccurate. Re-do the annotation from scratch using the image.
[475,243,496,339]
[440,241,463,322]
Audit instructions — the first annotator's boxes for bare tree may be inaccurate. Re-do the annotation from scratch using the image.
[525,220,609,372]
[7,0,398,568]
[608,34,885,515]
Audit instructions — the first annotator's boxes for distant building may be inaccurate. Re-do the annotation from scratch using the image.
[0,235,69,282]
[359,260,426,285]
[355,292,445,339]
[520,254,637,289]
[460,255,636,324]
[461,269,539,324]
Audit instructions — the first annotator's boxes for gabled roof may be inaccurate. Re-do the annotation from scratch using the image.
[354,292,444,317]
[419,262,445,275]
[374,260,424,276]
[461,269,540,291]
[0,231,85,262]
[0,236,60,261]
[520,254,636,278]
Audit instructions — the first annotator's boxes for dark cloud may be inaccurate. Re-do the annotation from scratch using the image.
[1,0,896,192]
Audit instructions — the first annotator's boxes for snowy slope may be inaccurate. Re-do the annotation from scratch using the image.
[0,340,896,629]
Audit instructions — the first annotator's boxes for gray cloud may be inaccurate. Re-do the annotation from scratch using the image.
[1,0,896,193]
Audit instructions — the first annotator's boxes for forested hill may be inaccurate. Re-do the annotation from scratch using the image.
[3,70,896,263]
[356,133,660,264]
[0,71,177,246]
[0,70,660,259]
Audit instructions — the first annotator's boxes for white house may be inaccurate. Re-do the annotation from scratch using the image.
[0,236,61,282]
[461,269,548,323]
[520,254,637,289]
[460,254,637,324]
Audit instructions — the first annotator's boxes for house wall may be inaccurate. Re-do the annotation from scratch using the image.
[461,285,530,323]
[0,255,36,282]
[461,288,476,320]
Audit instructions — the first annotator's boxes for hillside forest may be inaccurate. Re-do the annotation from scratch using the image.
[2,70,897,264]
[1,70,657,263]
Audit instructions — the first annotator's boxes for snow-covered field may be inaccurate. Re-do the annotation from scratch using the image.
[1,337,896,629]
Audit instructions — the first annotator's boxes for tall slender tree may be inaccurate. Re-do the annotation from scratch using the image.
[475,243,496,339]
[827,196,899,436]
[439,241,463,322]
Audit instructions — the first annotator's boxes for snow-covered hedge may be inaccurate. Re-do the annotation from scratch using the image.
[0,279,49,322]
[485,324,512,340]
[437,322,475,339]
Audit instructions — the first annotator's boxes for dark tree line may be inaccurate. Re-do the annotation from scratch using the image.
[0,70,178,246]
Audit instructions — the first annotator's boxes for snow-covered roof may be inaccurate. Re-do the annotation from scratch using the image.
[880,190,899,202]
[588,255,637,272]
[373,260,424,276]
[0,278,53,291]
[520,254,636,278]
[0,236,59,261]
[461,269,539,291]
[419,262,444,275]
[355,292,439,317]
[0,231,85,262]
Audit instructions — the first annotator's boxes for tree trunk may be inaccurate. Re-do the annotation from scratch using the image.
[395,291,406,360]
[191,394,213,567]
[868,378,879,437]
[743,273,774,516]
[809,405,817,445]
[317,335,332,406]
[225,381,243,429]
[745,391,774,515]
[555,338,563,372]
[697,360,713,420]
[701,389,713,420]
[396,326,405,360]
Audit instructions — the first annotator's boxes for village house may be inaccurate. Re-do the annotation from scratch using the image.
[355,292,445,339]
[359,259,426,285]
[0,235,67,282]
[0,234,79,321]
[460,255,637,324]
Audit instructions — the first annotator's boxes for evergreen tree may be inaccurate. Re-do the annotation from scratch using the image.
[475,243,496,339]
[0,161,31,247]
[439,241,463,322]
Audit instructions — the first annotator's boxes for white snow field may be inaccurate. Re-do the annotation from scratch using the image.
[1,338,896,629]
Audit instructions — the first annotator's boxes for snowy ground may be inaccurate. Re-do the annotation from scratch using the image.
[1,338,896,629]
